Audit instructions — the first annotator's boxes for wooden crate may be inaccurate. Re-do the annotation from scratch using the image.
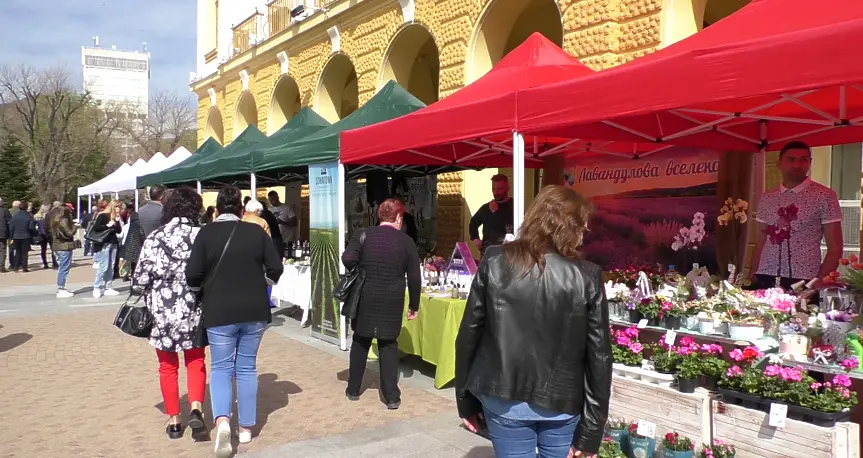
[609,374,713,446]
[713,403,860,458]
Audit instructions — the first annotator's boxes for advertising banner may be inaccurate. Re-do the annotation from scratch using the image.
[308,162,340,340]
[345,176,437,254]
[565,148,721,271]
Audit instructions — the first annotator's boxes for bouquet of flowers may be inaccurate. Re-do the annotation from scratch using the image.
[662,432,694,452]
[826,255,863,291]
[612,326,644,366]
[699,440,736,458]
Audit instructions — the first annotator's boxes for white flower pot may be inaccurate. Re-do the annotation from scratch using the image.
[728,323,765,341]
[699,320,728,335]
[780,334,810,358]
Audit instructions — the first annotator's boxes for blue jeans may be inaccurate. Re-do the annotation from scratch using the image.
[208,321,267,427]
[93,244,116,290]
[83,238,91,256]
[55,250,73,289]
[483,406,580,458]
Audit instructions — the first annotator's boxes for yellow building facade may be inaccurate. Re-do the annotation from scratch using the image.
[191,0,763,254]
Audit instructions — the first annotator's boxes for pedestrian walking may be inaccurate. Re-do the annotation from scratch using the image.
[50,205,76,298]
[455,186,612,458]
[133,187,209,441]
[9,201,35,272]
[186,185,283,458]
[90,200,123,298]
[341,198,421,410]
[0,198,12,272]
[34,203,58,269]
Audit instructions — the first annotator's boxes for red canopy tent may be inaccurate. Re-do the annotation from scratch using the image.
[515,0,863,154]
[340,33,599,168]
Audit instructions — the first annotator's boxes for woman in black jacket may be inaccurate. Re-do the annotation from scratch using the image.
[455,185,612,458]
[185,186,283,458]
[341,198,421,410]
[90,200,123,298]
[9,201,35,272]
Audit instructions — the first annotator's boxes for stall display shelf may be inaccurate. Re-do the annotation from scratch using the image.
[610,318,778,350]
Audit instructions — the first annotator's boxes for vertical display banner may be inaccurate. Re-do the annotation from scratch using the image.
[345,176,437,254]
[564,148,721,271]
[308,162,341,341]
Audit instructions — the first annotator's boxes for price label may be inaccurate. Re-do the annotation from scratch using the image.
[637,319,649,329]
[768,403,788,428]
[664,330,677,346]
[636,420,656,438]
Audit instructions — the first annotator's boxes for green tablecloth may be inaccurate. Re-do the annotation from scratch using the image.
[370,294,467,389]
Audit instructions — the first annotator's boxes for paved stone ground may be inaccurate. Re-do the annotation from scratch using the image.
[0,251,493,457]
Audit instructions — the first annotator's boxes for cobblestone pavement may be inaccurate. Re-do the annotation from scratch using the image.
[0,308,457,457]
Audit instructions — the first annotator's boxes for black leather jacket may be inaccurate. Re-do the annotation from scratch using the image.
[455,246,612,454]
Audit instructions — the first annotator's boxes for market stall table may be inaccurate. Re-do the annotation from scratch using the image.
[272,263,312,324]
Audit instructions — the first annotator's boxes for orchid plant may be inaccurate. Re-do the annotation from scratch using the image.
[717,198,749,268]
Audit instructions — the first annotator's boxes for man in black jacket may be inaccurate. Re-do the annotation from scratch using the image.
[0,198,11,272]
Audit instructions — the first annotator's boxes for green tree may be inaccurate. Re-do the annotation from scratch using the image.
[0,136,34,202]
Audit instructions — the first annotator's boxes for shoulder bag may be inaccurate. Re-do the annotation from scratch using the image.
[113,289,153,339]
[85,215,114,244]
[192,222,239,347]
[336,230,366,320]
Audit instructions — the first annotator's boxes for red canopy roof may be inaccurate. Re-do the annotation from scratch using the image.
[516,0,863,154]
[340,33,595,167]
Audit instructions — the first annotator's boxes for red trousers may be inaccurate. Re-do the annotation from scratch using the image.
[156,348,207,416]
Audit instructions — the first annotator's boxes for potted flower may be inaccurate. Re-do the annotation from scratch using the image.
[778,316,811,360]
[805,374,859,426]
[613,326,644,367]
[637,297,662,326]
[649,343,682,374]
[662,301,692,330]
[824,310,858,334]
[606,281,633,319]
[697,343,726,390]
[661,432,694,458]
[698,440,736,458]
[600,436,628,458]
[717,346,765,408]
[675,337,702,393]
[606,417,629,451]
[725,307,766,341]
[627,423,656,458]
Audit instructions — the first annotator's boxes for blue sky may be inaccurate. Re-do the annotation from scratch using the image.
[0,0,196,96]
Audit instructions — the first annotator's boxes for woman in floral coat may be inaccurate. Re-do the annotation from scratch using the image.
[133,186,208,441]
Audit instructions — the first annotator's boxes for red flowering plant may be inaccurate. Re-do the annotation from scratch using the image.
[598,437,627,458]
[662,432,694,452]
[635,296,664,320]
[825,254,863,292]
[627,423,651,440]
[611,326,644,366]
[606,264,664,289]
[698,440,736,458]
[718,346,764,393]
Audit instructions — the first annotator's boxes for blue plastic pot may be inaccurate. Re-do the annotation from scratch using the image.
[606,429,628,451]
[662,449,693,458]
[628,436,656,458]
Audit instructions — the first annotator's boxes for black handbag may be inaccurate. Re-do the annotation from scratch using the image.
[193,222,239,347]
[113,292,153,338]
[85,216,114,243]
[336,231,366,320]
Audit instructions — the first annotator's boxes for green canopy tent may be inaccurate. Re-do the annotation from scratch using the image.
[138,126,268,188]
[249,80,427,181]
[137,137,223,188]
[197,107,331,187]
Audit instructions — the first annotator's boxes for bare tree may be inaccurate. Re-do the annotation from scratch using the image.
[126,90,197,158]
[0,64,124,201]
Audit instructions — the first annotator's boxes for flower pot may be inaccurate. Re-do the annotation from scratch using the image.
[826,320,856,334]
[701,376,718,391]
[606,428,628,450]
[698,320,728,335]
[728,323,764,341]
[647,317,660,327]
[779,334,810,359]
[664,316,683,330]
[662,450,693,458]
[628,436,656,458]
[676,377,698,393]
[628,309,641,324]
[684,316,699,330]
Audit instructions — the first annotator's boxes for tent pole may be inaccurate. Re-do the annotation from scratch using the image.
[512,131,526,235]
[88,195,92,213]
[337,161,347,351]
[76,192,81,222]
[196,181,202,195]
[135,190,139,211]
[250,174,257,198]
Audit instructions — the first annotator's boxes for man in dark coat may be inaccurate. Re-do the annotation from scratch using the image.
[138,185,166,237]
[0,198,12,272]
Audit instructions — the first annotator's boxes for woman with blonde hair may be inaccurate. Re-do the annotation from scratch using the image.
[90,200,123,298]
[456,185,612,458]
[34,204,57,269]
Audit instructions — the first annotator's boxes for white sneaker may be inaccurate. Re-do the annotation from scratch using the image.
[92,289,102,299]
[103,289,120,297]
[56,289,74,299]
[238,428,252,444]
[214,421,233,458]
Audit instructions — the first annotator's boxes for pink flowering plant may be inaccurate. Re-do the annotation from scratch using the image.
[648,341,683,373]
[698,440,736,458]
[698,343,728,380]
[719,346,765,393]
[676,337,708,380]
[635,296,663,319]
[750,288,797,323]
[807,374,858,412]
[611,326,643,366]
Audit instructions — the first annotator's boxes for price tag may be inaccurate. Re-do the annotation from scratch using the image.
[768,403,788,428]
[664,330,677,346]
[637,319,648,329]
[636,420,656,438]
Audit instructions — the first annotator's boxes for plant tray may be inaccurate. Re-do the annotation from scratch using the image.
[717,388,852,427]
[612,362,675,386]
